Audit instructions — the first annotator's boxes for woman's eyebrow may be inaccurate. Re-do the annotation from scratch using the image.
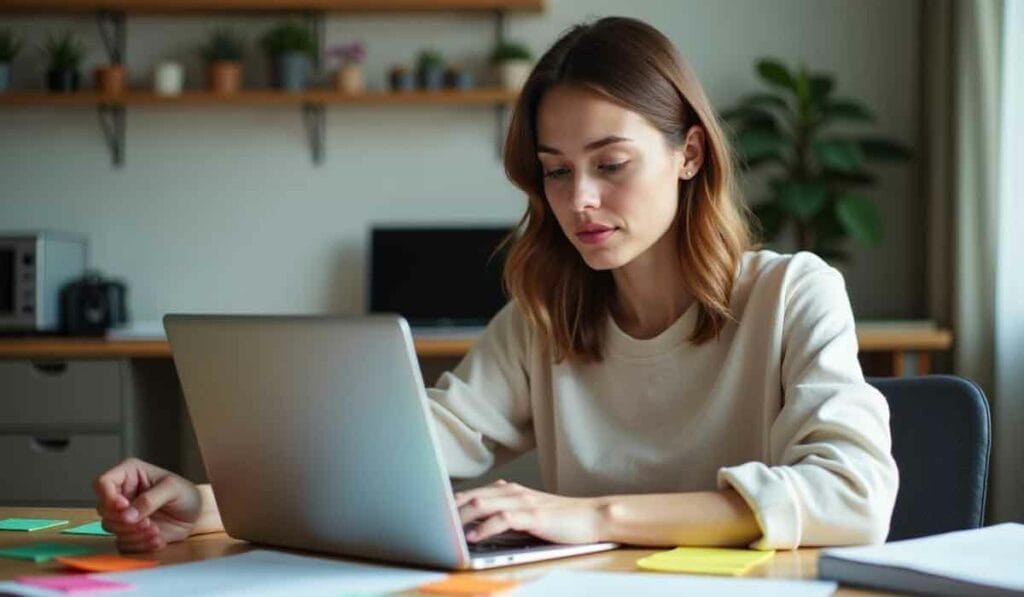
[536,136,633,155]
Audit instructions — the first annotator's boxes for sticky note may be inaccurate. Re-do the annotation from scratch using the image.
[18,574,131,593]
[636,547,775,576]
[56,554,158,572]
[0,543,95,563]
[419,574,520,595]
[61,522,113,537]
[0,518,69,532]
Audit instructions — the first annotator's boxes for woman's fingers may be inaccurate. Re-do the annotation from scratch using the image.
[454,479,527,507]
[458,495,530,526]
[467,510,534,542]
[101,516,156,537]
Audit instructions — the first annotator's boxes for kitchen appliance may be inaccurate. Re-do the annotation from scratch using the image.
[0,231,87,333]
[61,272,129,336]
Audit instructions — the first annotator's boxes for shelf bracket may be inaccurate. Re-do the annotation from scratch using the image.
[495,104,509,159]
[303,103,325,166]
[306,10,326,76]
[97,104,126,167]
[494,9,507,47]
[96,10,126,65]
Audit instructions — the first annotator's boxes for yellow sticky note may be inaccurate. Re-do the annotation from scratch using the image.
[636,547,774,576]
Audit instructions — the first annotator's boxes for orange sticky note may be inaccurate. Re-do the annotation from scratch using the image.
[419,574,519,595]
[55,553,159,572]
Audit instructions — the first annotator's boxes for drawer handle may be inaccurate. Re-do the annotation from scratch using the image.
[31,361,69,376]
[31,437,71,453]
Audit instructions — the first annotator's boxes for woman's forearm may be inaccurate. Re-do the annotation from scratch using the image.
[594,488,761,547]
[191,483,225,535]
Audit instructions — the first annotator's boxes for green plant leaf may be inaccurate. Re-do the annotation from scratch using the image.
[835,193,882,246]
[823,168,877,187]
[859,137,912,161]
[809,75,834,105]
[739,92,789,111]
[824,99,874,122]
[813,139,864,173]
[776,180,828,220]
[736,128,785,163]
[721,105,778,130]
[757,59,795,90]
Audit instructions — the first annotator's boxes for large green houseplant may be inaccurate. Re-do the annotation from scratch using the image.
[723,58,912,262]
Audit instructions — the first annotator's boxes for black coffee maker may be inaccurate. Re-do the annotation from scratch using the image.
[60,271,129,336]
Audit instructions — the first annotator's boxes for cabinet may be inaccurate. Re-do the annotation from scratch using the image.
[0,0,543,165]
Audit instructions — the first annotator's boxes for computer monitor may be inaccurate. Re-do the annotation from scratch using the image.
[369,226,513,327]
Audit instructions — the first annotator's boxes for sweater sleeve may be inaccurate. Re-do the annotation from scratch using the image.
[425,303,536,479]
[717,257,899,549]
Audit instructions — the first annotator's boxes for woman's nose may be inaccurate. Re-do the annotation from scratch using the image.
[571,177,601,212]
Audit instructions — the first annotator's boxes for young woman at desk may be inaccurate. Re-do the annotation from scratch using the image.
[94,17,898,554]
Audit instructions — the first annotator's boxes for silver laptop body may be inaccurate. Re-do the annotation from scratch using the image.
[163,314,618,570]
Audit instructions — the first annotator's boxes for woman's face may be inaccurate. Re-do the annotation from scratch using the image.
[536,85,702,271]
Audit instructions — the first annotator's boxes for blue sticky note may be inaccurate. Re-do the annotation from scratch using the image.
[0,518,68,532]
[0,543,94,563]
[61,521,112,536]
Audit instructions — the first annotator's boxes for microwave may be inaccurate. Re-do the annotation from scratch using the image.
[0,232,87,333]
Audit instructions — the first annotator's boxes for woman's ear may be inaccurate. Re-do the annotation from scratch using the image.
[677,125,706,180]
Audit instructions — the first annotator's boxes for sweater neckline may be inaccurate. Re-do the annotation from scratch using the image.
[604,301,699,359]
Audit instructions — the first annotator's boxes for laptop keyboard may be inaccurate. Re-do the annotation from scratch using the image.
[466,530,555,553]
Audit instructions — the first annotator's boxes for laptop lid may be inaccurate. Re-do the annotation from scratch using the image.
[164,314,471,569]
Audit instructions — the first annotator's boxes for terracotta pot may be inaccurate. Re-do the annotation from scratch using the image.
[207,61,242,94]
[94,64,126,94]
[334,64,365,94]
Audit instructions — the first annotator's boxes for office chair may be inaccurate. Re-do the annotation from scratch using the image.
[867,375,991,541]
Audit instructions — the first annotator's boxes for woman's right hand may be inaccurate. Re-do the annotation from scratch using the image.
[93,458,202,552]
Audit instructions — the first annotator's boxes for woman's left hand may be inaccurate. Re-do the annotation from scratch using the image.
[454,479,606,544]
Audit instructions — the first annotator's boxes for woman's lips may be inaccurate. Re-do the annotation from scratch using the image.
[576,227,617,245]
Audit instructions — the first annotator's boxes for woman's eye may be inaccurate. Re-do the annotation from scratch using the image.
[543,168,569,180]
[600,161,629,173]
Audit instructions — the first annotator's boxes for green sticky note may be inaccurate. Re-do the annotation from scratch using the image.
[61,521,112,536]
[636,547,775,576]
[0,543,95,563]
[0,518,68,532]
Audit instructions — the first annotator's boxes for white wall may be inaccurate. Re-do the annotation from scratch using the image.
[0,0,922,323]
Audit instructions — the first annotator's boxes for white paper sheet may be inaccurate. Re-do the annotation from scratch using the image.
[820,523,1024,592]
[518,570,838,596]
[0,550,446,596]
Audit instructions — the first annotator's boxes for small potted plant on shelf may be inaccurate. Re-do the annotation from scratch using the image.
[327,41,365,94]
[261,20,316,92]
[389,63,413,92]
[94,61,126,95]
[444,61,474,91]
[416,49,444,91]
[0,29,23,94]
[200,27,245,94]
[41,31,85,93]
[490,40,532,92]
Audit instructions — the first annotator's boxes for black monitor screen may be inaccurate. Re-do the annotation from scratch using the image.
[370,227,512,326]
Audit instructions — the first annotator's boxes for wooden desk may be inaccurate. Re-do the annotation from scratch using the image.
[0,507,888,595]
[0,322,952,375]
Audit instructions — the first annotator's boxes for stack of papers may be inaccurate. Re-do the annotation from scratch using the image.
[519,570,837,596]
[818,523,1024,596]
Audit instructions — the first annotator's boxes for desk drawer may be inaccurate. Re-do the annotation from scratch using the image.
[0,360,122,428]
[0,433,121,505]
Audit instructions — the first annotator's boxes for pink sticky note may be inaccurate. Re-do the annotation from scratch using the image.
[18,574,131,593]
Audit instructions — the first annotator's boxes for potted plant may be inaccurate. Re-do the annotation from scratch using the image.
[41,31,85,93]
[326,41,365,94]
[490,40,532,91]
[0,29,23,94]
[200,27,245,94]
[722,58,912,263]
[416,49,444,91]
[260,21,316,92]
[444,61,474,91]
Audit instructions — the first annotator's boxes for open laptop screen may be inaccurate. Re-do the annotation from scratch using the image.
[369,226,512,327]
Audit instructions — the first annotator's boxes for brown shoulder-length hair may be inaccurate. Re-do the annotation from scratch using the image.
[501,16,753,363]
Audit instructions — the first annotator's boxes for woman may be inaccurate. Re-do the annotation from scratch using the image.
[94,16,898,553]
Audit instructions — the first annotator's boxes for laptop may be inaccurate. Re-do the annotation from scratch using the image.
[163,314,618,570]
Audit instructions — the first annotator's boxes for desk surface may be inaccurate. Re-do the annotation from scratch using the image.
[0,323,953,359]
[0,507,888,595]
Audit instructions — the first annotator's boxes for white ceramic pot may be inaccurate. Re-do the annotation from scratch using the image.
[335,64,365,94]
[497,60,532,91]
[154,61,185,96]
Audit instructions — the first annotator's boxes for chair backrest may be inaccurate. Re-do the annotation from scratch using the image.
[867,375,991,541]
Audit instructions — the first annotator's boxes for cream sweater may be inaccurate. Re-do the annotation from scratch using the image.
[426,250,899,549]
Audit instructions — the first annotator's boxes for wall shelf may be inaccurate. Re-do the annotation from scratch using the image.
[0,0,543,14]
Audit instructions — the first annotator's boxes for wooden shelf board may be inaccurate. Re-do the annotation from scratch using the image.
[0,88,518,107]
[0,0,544,14]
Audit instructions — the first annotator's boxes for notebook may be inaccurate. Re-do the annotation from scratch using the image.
[817,523,1024,596]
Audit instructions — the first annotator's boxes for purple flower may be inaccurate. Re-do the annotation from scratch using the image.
[326,41,365,65]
